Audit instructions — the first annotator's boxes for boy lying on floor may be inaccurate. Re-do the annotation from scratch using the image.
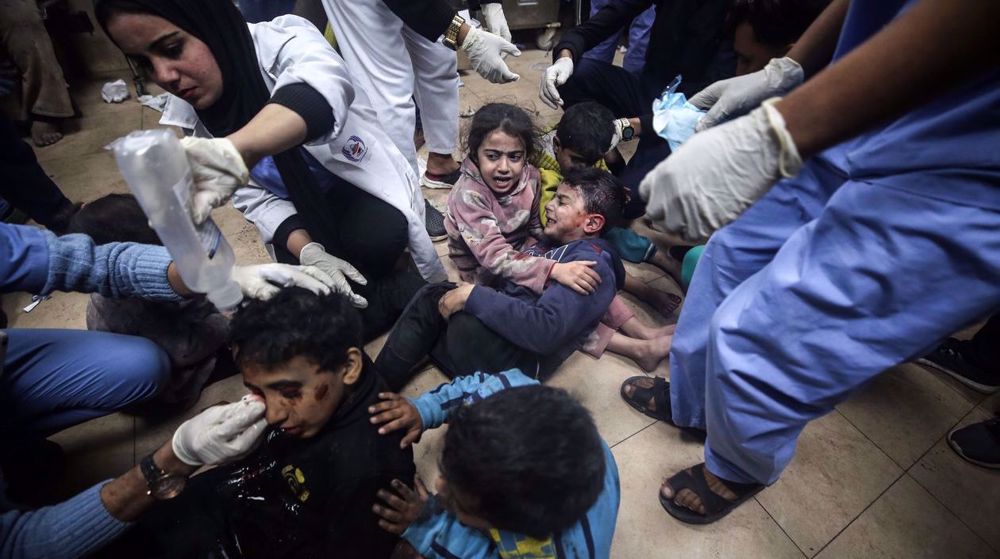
[100,288,414,559]
[368,369,620,558]
[374,167,627,390]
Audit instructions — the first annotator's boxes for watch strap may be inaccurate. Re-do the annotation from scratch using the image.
[443,14,465,50]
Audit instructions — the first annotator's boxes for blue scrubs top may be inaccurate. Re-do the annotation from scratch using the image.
[818,0,1000,209]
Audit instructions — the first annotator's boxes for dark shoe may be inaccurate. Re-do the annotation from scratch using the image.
[1,438,66,506]
[421,168,462,189]
[948,417,1000,469]
[660,463,765,525]
[424,200,447,242]
[917,338,1000,394]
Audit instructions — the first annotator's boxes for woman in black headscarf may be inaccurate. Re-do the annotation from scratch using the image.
[96,0,445,339]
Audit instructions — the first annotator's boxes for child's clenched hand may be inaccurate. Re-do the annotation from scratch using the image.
[373,477,430,535]
[369,392,424,448]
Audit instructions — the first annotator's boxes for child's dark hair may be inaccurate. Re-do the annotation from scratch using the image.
[466,103,537,160]
[440,385,605,538]
[556,102,615,165]
[229,287,363,374]
[561,167,627,234]
[728,0,830,47]
[67,193,161,245]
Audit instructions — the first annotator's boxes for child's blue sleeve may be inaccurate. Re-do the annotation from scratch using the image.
[402,498,498,558]
[409,369,538,430]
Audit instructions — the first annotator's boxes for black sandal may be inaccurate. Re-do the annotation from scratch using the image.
[659,463,764,525]
[620,376,673,423]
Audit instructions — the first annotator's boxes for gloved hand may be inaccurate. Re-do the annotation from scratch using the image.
[180,137,249,224]
[231,263,338,300]
[298,242,369,308]
[539,57,574,109]
[480,3,512,42]
[640,99,802,242]
[172,395,267,466]
[690,57,803,132]
[461,26,521,84]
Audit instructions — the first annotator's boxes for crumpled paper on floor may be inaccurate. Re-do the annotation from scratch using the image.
[101,79,129,103]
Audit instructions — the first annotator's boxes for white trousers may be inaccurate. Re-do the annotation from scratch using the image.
[322,0,460,175]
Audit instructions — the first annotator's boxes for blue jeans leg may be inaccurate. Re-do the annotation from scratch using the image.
[668,157,846,429]
[1,328,170,436]
[581,0,620,65]
[703,178,1000,484]
[623,6,655,74]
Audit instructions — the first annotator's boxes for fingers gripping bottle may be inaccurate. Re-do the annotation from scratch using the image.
[111,129,243,311]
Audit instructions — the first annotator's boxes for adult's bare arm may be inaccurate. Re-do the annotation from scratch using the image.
[778,0,1000,158]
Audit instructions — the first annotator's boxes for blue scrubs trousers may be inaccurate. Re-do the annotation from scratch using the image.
[1,328,169,437]
[668,155,1000,485]
[582,0,655,75]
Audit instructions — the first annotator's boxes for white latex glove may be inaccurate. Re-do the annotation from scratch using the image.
[480,3,511,42]
[298,242,369,308]
[231,263,338,300]
[172,395,267,466]
[461,26,521,84]
[180,137,249,224]
[690,57,804,132]
[640,99,803,242]
[539,57,574,110]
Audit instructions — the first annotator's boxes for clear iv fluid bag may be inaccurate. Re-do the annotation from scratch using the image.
[110,129,243,311]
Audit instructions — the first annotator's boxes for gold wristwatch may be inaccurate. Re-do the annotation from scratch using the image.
[443,14,465,50]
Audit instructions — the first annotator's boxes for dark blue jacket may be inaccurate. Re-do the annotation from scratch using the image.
[464,237,624,377]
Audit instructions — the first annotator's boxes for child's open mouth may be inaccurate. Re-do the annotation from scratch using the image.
[492,176,513,189]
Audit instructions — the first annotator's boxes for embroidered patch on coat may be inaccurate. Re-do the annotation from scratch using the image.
[342,135,367,162]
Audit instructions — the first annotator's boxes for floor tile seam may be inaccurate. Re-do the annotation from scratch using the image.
[905,408,1000,556]
[905,464,1000,556]
[895,470,999,556]
[808,468,906,558]
[608,419,658,449]
[833,408,912,473]
[753,495,809,559]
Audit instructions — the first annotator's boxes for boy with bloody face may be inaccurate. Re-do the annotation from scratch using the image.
[374,167,629,390]
[101,289,414,559]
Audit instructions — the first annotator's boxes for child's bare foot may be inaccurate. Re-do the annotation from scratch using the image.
[648,323,677,340]
[31,120,63,146]
[632,336,672,372]
[650,290,682,318]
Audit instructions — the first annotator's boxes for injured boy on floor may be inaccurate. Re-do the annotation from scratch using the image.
[375,167,627,390]
[98,289,415,559]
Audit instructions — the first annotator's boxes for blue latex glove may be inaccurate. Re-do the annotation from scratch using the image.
[651,76,705,151]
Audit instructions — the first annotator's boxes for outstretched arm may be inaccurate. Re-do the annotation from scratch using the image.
[779,0,1000,159]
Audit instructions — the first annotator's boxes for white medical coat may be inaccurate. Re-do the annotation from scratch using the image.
[159,15,446,282]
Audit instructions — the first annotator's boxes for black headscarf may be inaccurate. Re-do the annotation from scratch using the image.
[95,0,340,252]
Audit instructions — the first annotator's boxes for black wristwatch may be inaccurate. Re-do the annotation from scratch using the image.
[140,453,188,500]
[616,118,635,141]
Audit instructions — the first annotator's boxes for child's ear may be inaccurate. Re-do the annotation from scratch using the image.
[584,214,606,235]
[340,347,364,386]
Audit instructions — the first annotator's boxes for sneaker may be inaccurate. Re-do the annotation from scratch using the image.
[916,337,1000,394]
[424,200,447,242]
[948,417,1000,469]
[421,168,462,189]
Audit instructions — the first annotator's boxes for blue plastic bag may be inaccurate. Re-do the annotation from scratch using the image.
[651,75,705,151]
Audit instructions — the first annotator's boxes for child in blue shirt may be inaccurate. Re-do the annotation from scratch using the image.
[370,368,619,558]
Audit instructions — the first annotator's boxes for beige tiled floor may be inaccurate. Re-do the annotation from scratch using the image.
[6,48,1000,558]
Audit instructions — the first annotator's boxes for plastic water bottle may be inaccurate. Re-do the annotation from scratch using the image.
[110,129,243,311]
